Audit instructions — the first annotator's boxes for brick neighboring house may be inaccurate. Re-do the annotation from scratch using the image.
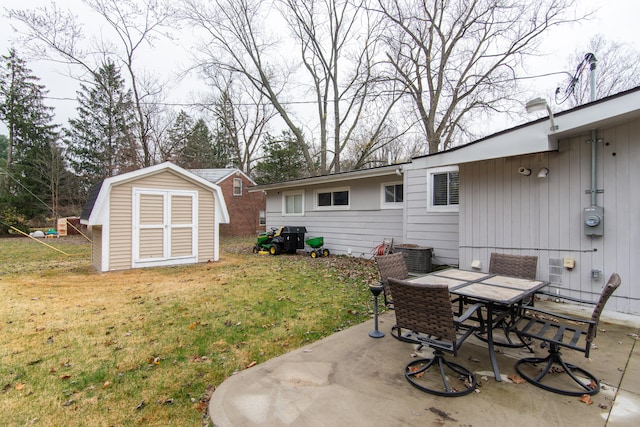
[190,169,266,237]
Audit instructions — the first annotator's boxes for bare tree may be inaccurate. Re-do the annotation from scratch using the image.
[278,0,400,173]
[376,0,586,154]
[8,0,179,167]
[555,34,640,107]
[199,72,276,175]
[181,0,317,173]
[182,0,401,175]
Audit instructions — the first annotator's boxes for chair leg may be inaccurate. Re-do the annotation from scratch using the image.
[514,346,600,396]
[405,350,477,397]
[476,308,531,349]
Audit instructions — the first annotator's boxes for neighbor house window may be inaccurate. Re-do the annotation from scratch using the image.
[381,182,403,209]
[427,166,459,212]
[233,178,242,196]
[283,191,304,215]
[259,210,266,226]
[314,187,350,210]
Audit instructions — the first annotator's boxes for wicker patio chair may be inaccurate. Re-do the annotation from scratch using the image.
[388,278,484,397]
[512,273,621,396]
[489,253,538,279]
[474,253,539,348]
[374,252,408,308]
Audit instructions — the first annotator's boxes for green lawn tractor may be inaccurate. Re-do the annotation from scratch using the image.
[253,226,307,255]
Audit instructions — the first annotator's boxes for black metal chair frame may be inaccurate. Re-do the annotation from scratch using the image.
[389,278,484,397]
[512,273,621,396]
[474,253,539,348]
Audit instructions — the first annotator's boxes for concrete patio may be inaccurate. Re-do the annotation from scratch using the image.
[208,301,640,426]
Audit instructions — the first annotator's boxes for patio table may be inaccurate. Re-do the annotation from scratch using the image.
[409,268,548,381]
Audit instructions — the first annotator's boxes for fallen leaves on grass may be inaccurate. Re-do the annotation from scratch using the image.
[62,399,76,407]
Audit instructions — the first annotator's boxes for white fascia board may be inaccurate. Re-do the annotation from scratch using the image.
[412,88,640,169]
[252,164,408,192]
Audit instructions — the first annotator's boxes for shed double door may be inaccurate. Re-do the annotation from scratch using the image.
[132,189,198,268]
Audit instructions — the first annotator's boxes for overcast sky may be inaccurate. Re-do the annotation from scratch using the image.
[1,0,639,137]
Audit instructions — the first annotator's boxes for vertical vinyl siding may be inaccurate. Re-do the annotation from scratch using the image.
[459,119,639,314]
[405,168,459,265]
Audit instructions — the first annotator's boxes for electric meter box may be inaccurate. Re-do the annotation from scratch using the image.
[583,206,604,236]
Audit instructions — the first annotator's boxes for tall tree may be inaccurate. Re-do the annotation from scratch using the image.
[0,49,62,221]
[9,0,179,167]
[165,110,195,162]
[376,0,584,154]
[278,0,400,173]
[206,81,271,174]
[0,135,7,163]
[178,118,219,169]
[183,0,394,175]
[253,130,308,184]
[65,59,136,196]
[182,0,315,173]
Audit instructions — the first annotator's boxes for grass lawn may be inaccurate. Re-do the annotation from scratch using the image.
[0,235,381,426]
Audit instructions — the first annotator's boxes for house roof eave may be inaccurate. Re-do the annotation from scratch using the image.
[411,86,640,169]
[250,163,410,192]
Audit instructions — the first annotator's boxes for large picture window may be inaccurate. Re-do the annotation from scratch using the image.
[283,191,304,215]
[314,187,350,210]
[427,167,459,212]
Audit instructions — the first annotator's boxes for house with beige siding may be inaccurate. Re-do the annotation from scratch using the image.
[255,87,640,315]
[81,162,229,272]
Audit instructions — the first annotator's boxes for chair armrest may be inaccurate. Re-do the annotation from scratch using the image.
[521,305,596,325]
[456,303,484,323]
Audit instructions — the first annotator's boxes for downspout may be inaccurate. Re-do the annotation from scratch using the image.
[587,53,598,206]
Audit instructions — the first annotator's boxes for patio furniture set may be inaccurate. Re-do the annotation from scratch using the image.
[373,252,621,397]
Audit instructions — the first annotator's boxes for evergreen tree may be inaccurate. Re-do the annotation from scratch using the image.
[0,134,7,163]
[171,114,231,169]
[65,60,136,196]
[253,130,308,185]
[166,110,194,162]
[0,49,61,225]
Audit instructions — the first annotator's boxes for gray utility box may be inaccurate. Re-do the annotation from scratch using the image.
[394,244,433,274]
[583,206,604,236]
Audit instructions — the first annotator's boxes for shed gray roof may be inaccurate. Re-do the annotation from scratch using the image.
[189,168,256,185]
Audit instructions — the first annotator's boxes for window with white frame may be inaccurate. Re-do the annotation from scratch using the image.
[427,166,459,212]
[381,181,403,209]
[314,187,350,210]
[233,178,242,196]
[259,210,266,226]
[283,190,304,215]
